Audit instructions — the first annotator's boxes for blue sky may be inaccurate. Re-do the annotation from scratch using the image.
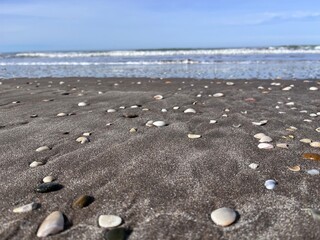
[1,0,320,52]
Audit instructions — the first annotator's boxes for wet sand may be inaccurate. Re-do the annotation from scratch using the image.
[0,77,320,240]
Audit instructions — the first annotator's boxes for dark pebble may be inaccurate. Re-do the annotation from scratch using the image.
[72,195,94,209]
[35,182,63,193]
[104,228,130,240]
[123,114,138,118]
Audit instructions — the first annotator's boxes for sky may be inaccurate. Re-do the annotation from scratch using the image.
[1,0,320,52]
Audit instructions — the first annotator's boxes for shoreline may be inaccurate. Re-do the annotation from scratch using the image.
[0,77,319,239]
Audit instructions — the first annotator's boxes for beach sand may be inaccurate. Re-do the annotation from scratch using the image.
[0,77,319,239]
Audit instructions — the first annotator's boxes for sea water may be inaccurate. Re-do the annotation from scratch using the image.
[1,46,320,79]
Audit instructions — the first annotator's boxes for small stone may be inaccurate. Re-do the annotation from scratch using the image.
[129,128,137,133]
[57,113,67,117]
[98,215,122,228]
[154,95,163,100]
[37,211,65,237]
[258,143,274,149]
[300,139,312,144]
[254,133,266,139]
[309,87,318,91]
[265,179,277,190]
[226,82,234,86]
[188,134,201,139]
[35,182,63,193]
[76,136,89,144]
[130,105,139,108]
[153,121,166,127]
[259,136,273,143]
[210,207,237,227]
[104,228,128,240]
[123,113,138,118]
[30,161,44,168]
[249,163,259,169]
[307,169,320,175]
[36,146,50,152]
[184,108,196,113]
[210,120,217,124]
[107,109,116,113]
[303,153,320,161]
[72,195,94,209]
[78,102,87,107]
[310,142,320,148]
[13,202,39,213]
[43,176,55,183]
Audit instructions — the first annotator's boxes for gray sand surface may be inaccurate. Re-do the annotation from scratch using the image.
[0,78,320,240]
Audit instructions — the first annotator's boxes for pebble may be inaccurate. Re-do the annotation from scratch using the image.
[265,179,277,190]
[123,113,138,118]
[154,95,163,100]
[213,93,224,97]
[210,207,237,227]
[43,176,55,183]
[36,146,50,152]
[258,143,274,149]
[35,182,63,193]
[37,211,65,237]
[13,202,39,213]
[57,113,67,117]
[78,102,87,107]
[249,163,259,169]
[72,195,94,209]
[303,153,320,161]
[309,87,319,91]
[307,169,320,175]
[98,215,122,228]
[153,121,166,127]
[310,142,320,148]
[104,228,128,240]
[76,136,89,144]
[188,134,201,139]
[107,109,117,113]
[29,161,44,168]
[184,108,196,113]
[282,86,292,91]
[226,82,234,86]
[259,136,273,143]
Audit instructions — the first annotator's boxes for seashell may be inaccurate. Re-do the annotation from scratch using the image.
[76,136,89,144]
[184,108,196,113]
[304,119,312,122]
[173,106,179,110]
[57,113,67,117]
[210,207,237,227]
[276,143,289,149]
[258,143,274,149]
[142,108,149,111]
[285,102,295,106]
[78,102,87,107]
[152,121,166,127]
[83,132,91,136]
[226,82,234,86]
[254,133,266,139]
[309,87,318,91]
[13,202,39,213]
[129,128,137,133]
[300,138,312,143]
[37,211,65,237]
[210,120,217,124]
[107,109,116,113]
[257,86,264,89]
[259,136,273,143]
[98,215,122,228]
[249,163,259,169]
[316,127,320,133]
[252,120,268,126]
[36,146,50,152]
[307,169,319,175]
[232,124,241,128]
[130,105,139,108]
[213,93,224,97]
[43,176,55,183]
[310,113,317,117]
[188,134,201,139]
[264,179,277,190]
[303,153,320,161]
[145,120,154,127]
[282,86,292,91]
[30,114,38,118]
[153,95,163,100]
[288,165,300,172]
[30,161,44,168]
[310,142,320,148]
[161,108,167,112]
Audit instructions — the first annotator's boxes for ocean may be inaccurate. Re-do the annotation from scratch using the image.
[1,46,320,79]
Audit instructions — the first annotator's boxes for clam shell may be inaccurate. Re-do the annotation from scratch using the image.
[254,133,266,139]
[249,163,259,169]
[36,146,50,152]
[107,109,116,113]
[282,86,292,91]
[152,121,166,127]
[145,120,154,127]
[188,134,201,139]
[300,138,312,143]
[154,95,163,100]
[78,102,87,107]
[309,87,319,91]
[43,176,55,183]
[57,113,67,117]
[259,136,273,143]
[30,161,44,168]
[184,108,196,113]
[252,120,268,126]
[264,179,277,190]
[310,142,320,148]
[288,165,301,172]
[37,211,65,237]
[276,143,289,149]
[209,120,217,124]
[258,143,274,149]
[213,93,224,97]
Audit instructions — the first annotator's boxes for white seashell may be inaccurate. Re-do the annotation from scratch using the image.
[307,169,320,175]
[145,120,154,127]
[252,120,268,126]
[57,113,67,117]
[129,128,137,133]
[259,136,273,143]
[265,179,277,190]
[188,134,201,139]
[161,109,167,112]
[30,161,44,168]
[257,86,264,90]
[197,94,202,97]
[98,215,122,228]
[59,81,65,85]
[210,207,237,227]
[300,138,312,143]
[37,211,65,237]
[254,133,266,139]
[107,109,116,113]
[153,121,166,127]
[310,113,317,117]
[43,176,55,183]
[184,108,196,113]
[316,128,320,132]
[285,102,295,106]
[276,143,289,149]
[173,106,179,110]
[258,143,274,149]
[282,86,292,91]
[249,163,259,169]
[13,202,39,213]
[78,102,87,107]
[142,108,149,111]
[153,95,163,100]
[309,87,318,91]
[76,136,89,144]
[83,132,91,136]
[210,120,217,124]
[36,146,50,152]
[300,110,308,113]
[213,93,224,97]
[226,82,234,86]
[130,105,139,108]
[310,142,320,148]
[304,119,312,122]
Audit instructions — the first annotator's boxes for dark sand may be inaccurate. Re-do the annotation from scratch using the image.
[0,77,320,240]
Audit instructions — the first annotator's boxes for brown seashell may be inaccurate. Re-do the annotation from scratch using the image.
[302,153,320,161]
